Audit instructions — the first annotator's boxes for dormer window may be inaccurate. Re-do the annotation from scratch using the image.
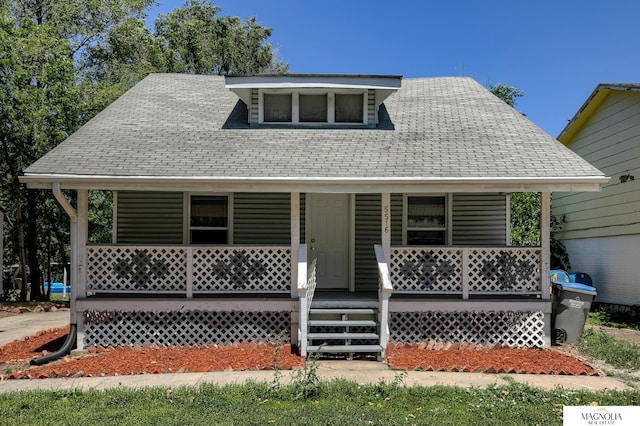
[335,94,363,123]
[260,91,365,124]
[225,74,402,128]
[299,94,327,122]
[263,94,292,122]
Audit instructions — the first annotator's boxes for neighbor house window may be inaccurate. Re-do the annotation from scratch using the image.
[263,94,292,122]
[335,93,364,123]
[190,195,228,244]
[406,196,446,245]
[299,94,327,122]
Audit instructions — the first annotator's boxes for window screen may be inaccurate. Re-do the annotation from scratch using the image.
[264,94,292,122]
[299,94,327,122]
[335,94,363,123]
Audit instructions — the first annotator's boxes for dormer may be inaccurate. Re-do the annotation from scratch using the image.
[225,74,401,128]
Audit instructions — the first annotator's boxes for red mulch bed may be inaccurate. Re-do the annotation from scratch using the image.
[386,343,600,375]
[0,327,600,379]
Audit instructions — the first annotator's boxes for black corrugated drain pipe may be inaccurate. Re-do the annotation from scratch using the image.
[30,324,77,366]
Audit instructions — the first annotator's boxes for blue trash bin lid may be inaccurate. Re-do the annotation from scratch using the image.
[556,281,597,295]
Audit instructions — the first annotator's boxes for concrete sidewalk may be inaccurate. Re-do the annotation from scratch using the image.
[0,312,633,394]
[0,360,631,394]
[0,311,70,346]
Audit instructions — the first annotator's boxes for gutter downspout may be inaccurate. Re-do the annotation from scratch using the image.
[32,183,78,364]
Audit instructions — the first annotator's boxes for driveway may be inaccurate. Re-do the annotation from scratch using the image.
[0,311,70,346]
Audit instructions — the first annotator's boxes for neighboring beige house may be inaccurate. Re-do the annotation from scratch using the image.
[554,83,640,307]
[21,73,607,358]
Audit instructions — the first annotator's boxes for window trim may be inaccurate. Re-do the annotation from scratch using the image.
[259,88,367,125]
[402,194,449,246]
[184,193,233,244]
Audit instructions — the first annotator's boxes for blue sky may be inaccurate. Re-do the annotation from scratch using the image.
[148,1,640,137]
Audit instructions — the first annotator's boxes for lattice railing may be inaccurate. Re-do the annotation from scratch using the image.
[390,311,545,348]
[390,247,463,293]
[305,258,318,316]
[467,248,540,293]
[83,310,290,347]
[86,245,291,294]
[193,247,291,293]
[86,246,187,292]
[390,247,542,297]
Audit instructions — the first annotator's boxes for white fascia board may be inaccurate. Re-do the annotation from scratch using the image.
[21,173,610,193]
[225,75,402,90]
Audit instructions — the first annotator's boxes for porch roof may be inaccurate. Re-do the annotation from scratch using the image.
[22,73,608,192]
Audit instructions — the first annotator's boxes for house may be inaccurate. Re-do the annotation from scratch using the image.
[554,83,640,308]
[21,73,607,357]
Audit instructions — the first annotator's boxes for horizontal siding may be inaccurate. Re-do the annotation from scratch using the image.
[391,194,403,246]
[355,194,381,291]
[234,193,291,245]
[554,91,640,240]
[116,191,183,244]
[563,235,640,305]
[451,194,507,245]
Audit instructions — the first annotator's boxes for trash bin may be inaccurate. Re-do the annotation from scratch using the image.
[552,281,597,344]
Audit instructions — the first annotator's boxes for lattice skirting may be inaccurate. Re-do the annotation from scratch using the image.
[390,311,545,348]
[83,310,291,348]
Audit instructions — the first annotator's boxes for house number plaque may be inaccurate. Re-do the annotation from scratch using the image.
[383,205,390,234]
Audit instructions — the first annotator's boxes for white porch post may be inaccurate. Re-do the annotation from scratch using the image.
[540,192,552,347]
[380,193,391,356]
[290,192,300,346]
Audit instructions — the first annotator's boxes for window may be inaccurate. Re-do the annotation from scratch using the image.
[261,90,366,125]
[335,94,363,123]
[299,94,327,122]
[263,94,292,122]
[190,195,228,244]
[406,196,446,245]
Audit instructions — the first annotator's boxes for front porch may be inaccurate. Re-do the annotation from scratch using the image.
[75,241,550,356]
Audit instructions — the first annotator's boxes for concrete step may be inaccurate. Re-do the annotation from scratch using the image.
[306,344,383,353]
[309,308,377,315]
[307,332,379,340]
[310,299,378,309]
[308,319,377,327]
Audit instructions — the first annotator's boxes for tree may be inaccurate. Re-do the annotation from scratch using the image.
[1,0,288,300]
[489,83,524,108]
[1,0,153,300]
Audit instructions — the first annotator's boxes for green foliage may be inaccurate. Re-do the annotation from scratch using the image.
[154,0,288,75]
[489,83,524,108]
[510,192,571,270]
[288,350,322,400]
[578,328,640,370]
[0,381,638,425]
[1,0,287,299]
[588,307,640,330]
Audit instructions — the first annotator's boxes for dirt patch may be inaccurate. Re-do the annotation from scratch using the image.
[587,324,640,345]
[0,302,70,317]
[0,327,604,380]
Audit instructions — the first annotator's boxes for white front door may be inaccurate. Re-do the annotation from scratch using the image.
[308,193,350,290]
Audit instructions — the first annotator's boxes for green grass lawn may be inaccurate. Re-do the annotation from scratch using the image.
[578,328,640,370]
[0,380,638,425]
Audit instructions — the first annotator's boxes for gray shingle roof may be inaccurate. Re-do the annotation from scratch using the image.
[24,73,605,186]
